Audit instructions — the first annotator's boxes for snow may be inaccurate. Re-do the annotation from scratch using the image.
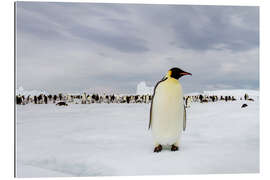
[16,165,70,177]
[136,81,153,95]
[16,94,259,177]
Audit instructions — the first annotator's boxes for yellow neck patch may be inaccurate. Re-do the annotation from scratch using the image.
[166,70,172,78]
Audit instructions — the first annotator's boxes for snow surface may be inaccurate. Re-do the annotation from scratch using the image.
[16,97,259,177]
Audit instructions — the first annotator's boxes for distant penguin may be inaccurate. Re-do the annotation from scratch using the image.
[87,95,91,104]
[149,67,192,152]
[56,101,68,106]
[241,103,248,108]
[53,95,57,103]
[199,94,203,103]
[82,93,87,104]
[126,96,131,104]
[244,93,249,100]
[185,96,191,108]
[111,94,115,103]
[67,94,72,102]
[248,98,254,102]
[34,96,37,104]
[44,95,48,104]
[220,96,225,100]
[16,95,22,105]
[48,94,52,101]
[59,93,63,101]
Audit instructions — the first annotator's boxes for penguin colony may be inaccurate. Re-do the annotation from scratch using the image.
[16,92,254,106]
[16,93,153,105]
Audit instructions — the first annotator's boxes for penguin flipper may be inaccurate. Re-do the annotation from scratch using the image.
[183,105,187,131]
[149,100,153,130]
[148,77,168,130]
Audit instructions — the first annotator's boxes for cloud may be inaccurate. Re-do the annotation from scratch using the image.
[17,2,149,53]
[67,24,149,53]
[168,6,259,51]
[16,2,259,94]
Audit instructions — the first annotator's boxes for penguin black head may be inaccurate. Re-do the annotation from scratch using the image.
[167,67,192,79]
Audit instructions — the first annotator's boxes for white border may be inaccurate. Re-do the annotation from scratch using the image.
[1,0,269,180]
[4,0,262,6]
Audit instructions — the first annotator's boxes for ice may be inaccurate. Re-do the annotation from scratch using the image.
[136,81,153,95]
[16,96,259,177]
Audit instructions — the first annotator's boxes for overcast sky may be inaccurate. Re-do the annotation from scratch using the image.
[16,2,259,94]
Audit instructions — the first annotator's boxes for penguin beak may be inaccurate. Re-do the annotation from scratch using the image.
[180,71,192,76]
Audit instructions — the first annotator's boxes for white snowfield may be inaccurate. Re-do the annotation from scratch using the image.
[16,91,259,177]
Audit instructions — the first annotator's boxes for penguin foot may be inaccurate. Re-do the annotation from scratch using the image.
[154,145,162,153]
[171,145,179,151]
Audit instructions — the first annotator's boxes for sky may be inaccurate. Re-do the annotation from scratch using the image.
[16,2,259,94]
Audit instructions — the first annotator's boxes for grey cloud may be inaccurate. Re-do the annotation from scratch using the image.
[68,24,149,53]
[138,5,259,51]
[16,2,259,94]
[171,6,259,51]
[17,2,149,53]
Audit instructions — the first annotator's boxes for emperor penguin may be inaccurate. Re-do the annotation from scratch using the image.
[81,92,87,104]
[149,67,192,152]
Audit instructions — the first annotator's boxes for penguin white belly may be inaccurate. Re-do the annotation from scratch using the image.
[152,78,184,145]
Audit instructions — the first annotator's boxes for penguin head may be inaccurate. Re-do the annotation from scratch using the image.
[167,67,192,79]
